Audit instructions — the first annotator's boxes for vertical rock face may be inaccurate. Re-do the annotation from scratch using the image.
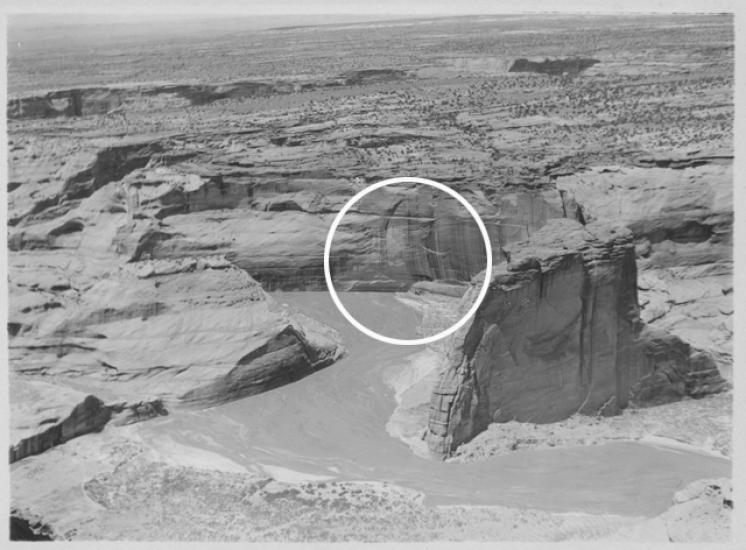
[425,219,727,456]
[555,161,733,272]
[556,160,733,377]
[8,147,571,291]
[330,186,496,290]
[330,185,573,291]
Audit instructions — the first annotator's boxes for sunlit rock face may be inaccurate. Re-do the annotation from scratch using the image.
[8,136,573,292]
[425,219,728,456]
[328,184,579,292]
[8,259,345,456]
[556,159,733,378]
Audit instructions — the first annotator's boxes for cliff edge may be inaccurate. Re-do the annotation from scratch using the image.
[426,219,727,456]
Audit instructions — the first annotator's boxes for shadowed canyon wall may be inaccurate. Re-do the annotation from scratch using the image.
[329,186,494,291]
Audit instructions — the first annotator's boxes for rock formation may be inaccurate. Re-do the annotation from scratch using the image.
[556,158,733,377]
[8,132,572,290]
[9,386,168,463]
[329,186,494,290]
[425,219,728,456]
[508,58,600,76]
[8,89,731,462]
[6,70,409,121]
[10,394,112,463]
[10,511,53,541]
[9,263,343,405]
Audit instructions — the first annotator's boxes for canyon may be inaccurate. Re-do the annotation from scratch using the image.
[6,13,734,542]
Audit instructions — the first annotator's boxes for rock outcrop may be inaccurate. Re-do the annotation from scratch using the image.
[632,326,728,404]
[7,69,409,121]
[8,138,572,290]
[10,511,54,541]
[329,185,495,290]
[555,160,732,272]
[9,263,344,409]
[509,58,600,76]
[8,375,170,463]
[425,219,727,456]
[556,159,733,377]
[10,395,112,463]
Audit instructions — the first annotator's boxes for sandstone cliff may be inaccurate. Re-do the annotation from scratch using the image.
[9,393,111,463]
[9,396,168,463]
[7,135,570,291]
[9,262,344,409]
[425,219,727,456]
[557,159,733,377]
[6,70,409,121]
[330,185,495,290]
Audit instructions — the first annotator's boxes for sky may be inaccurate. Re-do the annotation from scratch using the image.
[2,0,738,17]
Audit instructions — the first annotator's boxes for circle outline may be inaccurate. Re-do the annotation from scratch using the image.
[323,176,493,346]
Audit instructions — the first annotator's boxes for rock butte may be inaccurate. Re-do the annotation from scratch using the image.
[425,219,727,455]
[508,57,601,77]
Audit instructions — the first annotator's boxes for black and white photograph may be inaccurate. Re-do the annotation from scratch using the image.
[2,0,742,544]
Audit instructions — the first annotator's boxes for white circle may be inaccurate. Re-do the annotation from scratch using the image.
[323,176,493,346]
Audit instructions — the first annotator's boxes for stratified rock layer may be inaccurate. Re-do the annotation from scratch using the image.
[9,395,111,463]
[426,219,727,456]
[330,185,494,290]
[7,70,410,121]
[8,262,344,416]
[8,149,569,291]
[556,159,733,377]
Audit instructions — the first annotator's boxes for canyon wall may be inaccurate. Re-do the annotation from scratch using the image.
[8,65,732,466]
[7,70,409,121]
[425,218,727,456]
[556,158,733,377]
[8,129,730,466]
[330,187,496,290]
[6,116,578,467]
[8,133,572,291]
[5,16,734,542]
